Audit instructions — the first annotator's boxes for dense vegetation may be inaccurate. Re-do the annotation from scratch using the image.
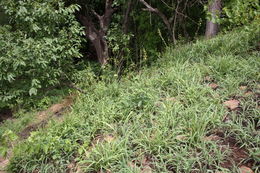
[2,28,259,173]
[0,0,259,173]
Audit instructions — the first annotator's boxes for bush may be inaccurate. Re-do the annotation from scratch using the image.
[222,0,260,30]
[0,0,83,108]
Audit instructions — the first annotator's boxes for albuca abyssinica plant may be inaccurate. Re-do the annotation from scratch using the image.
[0,0,83,108]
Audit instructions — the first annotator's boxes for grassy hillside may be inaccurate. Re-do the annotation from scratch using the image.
[3,29,260,172]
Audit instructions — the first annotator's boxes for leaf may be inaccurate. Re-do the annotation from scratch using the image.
[223,99,240,110]
[0,147,8,157]
[244,91,253,97]
[31,79,40,87]
[176,135,188,141]
[43,145,48,154]
[204,135,222,142]
[239,166,254,173]
[29,88,37,96]
[239,86,247,90]
[7,73,15,82]
[78,147,84,155]
[104,135,115,143]
[141,165,152,173]
[209,83,219,90]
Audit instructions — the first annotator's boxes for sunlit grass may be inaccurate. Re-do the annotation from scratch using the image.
[5,29,260,172]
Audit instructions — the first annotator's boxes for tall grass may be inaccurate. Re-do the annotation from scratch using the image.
[7,29,260,172]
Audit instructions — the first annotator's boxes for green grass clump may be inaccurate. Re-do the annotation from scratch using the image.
[7,29,260,172]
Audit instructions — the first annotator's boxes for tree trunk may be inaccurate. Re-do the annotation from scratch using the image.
[79,0,116,66]
[205,0,222,39]
[92,36,109,65]
[123,0,133,34]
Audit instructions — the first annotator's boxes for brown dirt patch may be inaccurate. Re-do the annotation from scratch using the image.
[205,132,256,170]
[128,155,153,173]
[0,157,8,173]
[18,95,74,139]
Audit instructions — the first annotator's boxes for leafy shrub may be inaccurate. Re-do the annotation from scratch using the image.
[0,0,83,108]
[222,0,260,30]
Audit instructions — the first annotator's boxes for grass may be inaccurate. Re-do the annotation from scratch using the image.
[2,28,260,173]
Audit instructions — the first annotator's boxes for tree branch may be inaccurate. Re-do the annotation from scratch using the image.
[101,0,116,33]
[91,10,102,20]
[138,0,174,42]
[78,14,98,41]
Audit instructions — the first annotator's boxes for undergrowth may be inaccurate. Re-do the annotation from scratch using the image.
[4,29,260,172]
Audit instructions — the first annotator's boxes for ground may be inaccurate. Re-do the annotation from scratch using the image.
[0,29,259,173]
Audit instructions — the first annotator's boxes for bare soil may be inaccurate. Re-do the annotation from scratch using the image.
[18,95,74,139]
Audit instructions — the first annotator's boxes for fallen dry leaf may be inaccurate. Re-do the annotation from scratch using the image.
[140,157,152,173]
[204,135,222,142]
[0,157,9,171]
[104,134,115,143]
[141,165,152,173]
[209,83,219,90]
[244,91,253,97]
[223,114,232,123]
[67,163,75,169]
[165,97,177,102]
[223,100,240,110]
[128,161,136,169]
[239,86,248,90]
[239,166,254,173]
[176,135,188,141]
[204,76,212,82]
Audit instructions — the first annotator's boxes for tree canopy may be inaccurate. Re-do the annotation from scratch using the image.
[0,0,259,107]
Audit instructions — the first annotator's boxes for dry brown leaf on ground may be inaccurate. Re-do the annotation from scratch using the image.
[244,91,253,97]
[164,97,177,102]
[128,161,137,169]
[141,165,152,173]
[204,135,222,142]
[204,76,213,82]
[239,86,248,90]
[223,100,240,110]
[104,134,115,143]
[0,157,9,172]
[176,135,188,141]
[209,83,219,90]
[140,157,153,173]
[239,166,254,173]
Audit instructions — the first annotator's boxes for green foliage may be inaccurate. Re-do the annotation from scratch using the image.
[0,130,18,157]
[222,0,260,30]
[7,28,260,172]
[0,0,83,108]
[107,23,133,70]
